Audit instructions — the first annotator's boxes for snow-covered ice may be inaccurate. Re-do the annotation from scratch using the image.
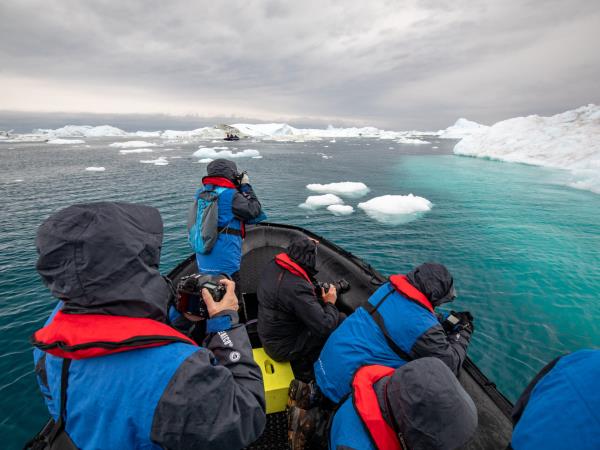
[358,194,432,225]
[193,147,260,159]
[453,104,600,194]
[119,149,154,154]
[252,155,263,159]
[140,157,169,166]
[85,167,106,172]
[327,204,354,216]
[299,194,344,210]
[396,137,429,145]
[439,119,488,139]
[110,141,158,148]
[306,182,370,198]
[36,125,128,137]
[198,158,214,163]
[48,139,85,145]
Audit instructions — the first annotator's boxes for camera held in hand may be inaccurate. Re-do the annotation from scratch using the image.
[315,279,351,294]
[442,311,474,334]
[176,273,228,319]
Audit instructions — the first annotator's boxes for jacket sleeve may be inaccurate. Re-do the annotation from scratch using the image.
[151,312,266,450]
[288,281,340,338]
[409,324,471,375]
[232,184,263,221]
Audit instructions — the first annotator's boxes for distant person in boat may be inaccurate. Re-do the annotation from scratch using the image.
[29,202,266,450]
[314,262,473,403]
[292,358,477,450]
[188,158,265,301]
[510,349,600,450]
[257,236,343,380]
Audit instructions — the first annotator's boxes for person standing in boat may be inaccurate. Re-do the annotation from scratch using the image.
[257,236,343,380]
[28,202,266,450]
[314,262,474,403]
[188,158,265,301]
[510,349,600,450]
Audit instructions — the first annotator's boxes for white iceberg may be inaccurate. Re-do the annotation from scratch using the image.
[453,104,600,194]
[161,127,225,140]
[358,194,432,225]
[306,182,370,198]
[119,148,154,154]
[439,118,488,139]
[193,147,260,159]
[35,125,128,137]
[48,138,85,145]
[299,194,344,210]
[197,158,214,163]
[134,131,162,138]
[252,155,263,159]
[110,141,158,148]
[140,157,169,166]
[85,167,105,172]
[396,137,429,145]
[327,204,354,216]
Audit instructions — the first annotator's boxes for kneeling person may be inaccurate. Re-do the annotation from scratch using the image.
[257,236,342,379]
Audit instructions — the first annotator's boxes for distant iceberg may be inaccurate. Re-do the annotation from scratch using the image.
[299,194,344,210]
[36,125,128,138]
[396,137,430,145]
[327,204,354,216]
[119,148,154,154]
[358,194,432,225]
[85,167,106,172]
[48,138,85,145]
[306,182,370,198]
[193,147,260,159]
[439,118,488,139]
[110,141,158,148]
[140,157,169,166]
[453,104,600,194]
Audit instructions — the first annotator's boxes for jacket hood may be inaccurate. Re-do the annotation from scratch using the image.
[286,236,318,275]
[36,202,171,321]
[406,262,456,307]
[206,158,238,180]
[385,358,478,450]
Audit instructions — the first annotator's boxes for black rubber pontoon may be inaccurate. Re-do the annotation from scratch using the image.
[168,222,514,449]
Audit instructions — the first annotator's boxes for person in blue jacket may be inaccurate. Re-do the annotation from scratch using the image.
[315,262,473,403]
[510,349,600,450]
[188,159,265,298]
[28,202,266,450]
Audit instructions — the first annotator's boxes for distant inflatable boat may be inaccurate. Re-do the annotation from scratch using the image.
[168,222,514,449]
[224,135,240,141]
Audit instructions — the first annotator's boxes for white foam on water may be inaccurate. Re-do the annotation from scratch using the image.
[48,139,85,145]
[193,147,260,159]
[119,149,154,154]
[306,182,370,198]
[299,194,344,210]
[85,167,106,172]
[358,194,432,225]
[110,141,158,148]
[327,204,354,216]
[140,157,169,166]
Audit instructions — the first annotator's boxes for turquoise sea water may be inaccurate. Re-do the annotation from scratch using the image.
[1,137,599,447]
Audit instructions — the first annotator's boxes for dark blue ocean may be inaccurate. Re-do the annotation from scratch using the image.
[1,136,599,447]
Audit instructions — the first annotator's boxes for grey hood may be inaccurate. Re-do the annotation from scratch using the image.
[36,202,171,321]
[287,236,318,275]
[406,262,456,307]
[206,158,238,181]
[381,357,478,450]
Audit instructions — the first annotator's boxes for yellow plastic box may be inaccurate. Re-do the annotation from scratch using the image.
[252,347,295,414]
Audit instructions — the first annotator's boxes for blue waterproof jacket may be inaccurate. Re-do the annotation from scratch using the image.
[315,280,471,403]
[511,349,600,450]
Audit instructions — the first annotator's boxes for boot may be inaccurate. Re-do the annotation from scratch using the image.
[288,379,323,410]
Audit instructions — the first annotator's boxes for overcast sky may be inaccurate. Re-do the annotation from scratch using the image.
[1,0,599,129]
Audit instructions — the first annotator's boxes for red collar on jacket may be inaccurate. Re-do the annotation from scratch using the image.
[353,365,405,450]
[202,176,237,188]
[389,275,434,313]
[32,310,197,360]
[274,253,311,283]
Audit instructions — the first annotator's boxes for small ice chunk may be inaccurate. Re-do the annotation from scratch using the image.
[48,139,85,145]
[85,167,106,172]
[396,137,429,144]
[432,146,439,149]
[14,179,24,182]
[193,147,260,159]
[299,194,344,210]
[169,156,182,159]
[198,158,214,163]
[110,141,158,148]
[358,194,432,225]
[119,148,154,154]
[330,139,336,143]
[252,155,263,159]
[327,204,354,216]
[140,157,169,166]
[306,182,370,198]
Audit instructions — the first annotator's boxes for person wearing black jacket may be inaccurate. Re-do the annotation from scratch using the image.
[257,236,342,379]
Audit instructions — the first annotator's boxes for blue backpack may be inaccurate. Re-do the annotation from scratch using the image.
[187,186,227,254]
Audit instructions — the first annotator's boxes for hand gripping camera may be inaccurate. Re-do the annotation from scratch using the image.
[314,279,351,294]
[175,273,228,319]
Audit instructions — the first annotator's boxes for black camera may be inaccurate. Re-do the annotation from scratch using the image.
[442,311,474,334]
[315,279,351,294]
[233,171,248,186]
[175,273,227,319]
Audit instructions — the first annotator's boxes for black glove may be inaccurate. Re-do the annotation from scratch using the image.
[454,311,474,333]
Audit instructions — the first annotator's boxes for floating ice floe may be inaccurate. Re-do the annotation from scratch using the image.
[252,155,263,159]
[35,125,128,137]
[327,205,354,216]
[14,179,24,182]
[306,182,370,198]
[119,148,154,154]
[198,158,214,164]
[85,167,106,172]
[317,152,331,159]
[110,141,158,148]
[453,104,600,194]
[299,194,344,210]
[358,194,432,225]
[140,157,169,166]
[330,139,336,143]
[396,137,429,145]
[439,118,488,139]
[193,147,260,159]
[48,139,86,145]
[134,131,162,138]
